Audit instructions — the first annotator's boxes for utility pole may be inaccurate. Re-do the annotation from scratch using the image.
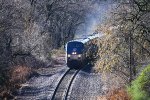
[129,30,136,82]
[129,31,133,82]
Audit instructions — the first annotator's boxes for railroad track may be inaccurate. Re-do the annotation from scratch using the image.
[51,68,80,100]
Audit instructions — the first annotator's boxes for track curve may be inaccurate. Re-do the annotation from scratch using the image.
[51,68,80,100]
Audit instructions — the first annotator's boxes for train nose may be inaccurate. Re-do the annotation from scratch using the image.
[67,60,82,69]
[67,54,82,60]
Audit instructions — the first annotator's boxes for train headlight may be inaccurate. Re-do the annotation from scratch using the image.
[67,54,71,57]
[78,54,81,58]
[72,52,77,55]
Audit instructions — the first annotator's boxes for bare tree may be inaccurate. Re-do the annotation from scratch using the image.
[109,0,150,81]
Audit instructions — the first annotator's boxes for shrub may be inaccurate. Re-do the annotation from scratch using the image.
[49,49,65,59]
[0,65,33,99]
[9,65,32,84]
[106,88,131,100]
[98,87,131,100]
[128,65,150,100]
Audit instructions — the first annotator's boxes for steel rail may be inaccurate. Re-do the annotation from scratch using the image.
[51,68,71,100]
[51,68,80,100]
[64,69,80,100]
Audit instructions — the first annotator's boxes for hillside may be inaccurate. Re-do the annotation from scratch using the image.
[95,0,150,99]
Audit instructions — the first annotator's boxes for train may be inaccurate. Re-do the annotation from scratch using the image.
[65,32,100,69]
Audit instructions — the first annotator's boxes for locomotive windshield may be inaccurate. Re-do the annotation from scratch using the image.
[67,42,84,54]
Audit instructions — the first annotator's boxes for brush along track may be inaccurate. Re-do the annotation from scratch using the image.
[51,68,80,100]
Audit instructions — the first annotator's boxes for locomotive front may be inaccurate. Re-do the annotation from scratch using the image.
[66,41,84,68]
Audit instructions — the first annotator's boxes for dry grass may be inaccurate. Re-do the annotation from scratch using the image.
[50,49,65,58]
[98,88,131,100]
[9,65,32,84]
[49,49,66,67]
[107,88,131,100]
[0,65,32,99]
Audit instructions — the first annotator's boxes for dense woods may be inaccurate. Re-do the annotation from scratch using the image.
[97,0,150,76]
[0,0,87,67]
[0,0,107,98]
[0,1,88,67]
[0,0,107,67]
[96,0,150,99]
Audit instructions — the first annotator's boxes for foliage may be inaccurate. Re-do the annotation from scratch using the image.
[49,49,65,58]
[107,88,131,100]
[127,65,150,100]
[98,87,131,100]
[95,0,150,82]
[0,0,102,97]
[0,0,95,68]
[95,32,130,82]
[9,66,32,84]
[0,65,32,99]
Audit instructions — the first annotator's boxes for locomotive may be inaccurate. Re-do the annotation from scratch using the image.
[65,32,100,68]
